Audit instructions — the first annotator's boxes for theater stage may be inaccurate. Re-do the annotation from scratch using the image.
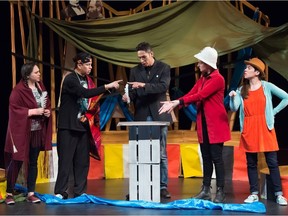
[0,178,287,215]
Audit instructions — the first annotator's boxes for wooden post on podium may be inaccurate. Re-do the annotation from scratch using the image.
[117,121,170,202]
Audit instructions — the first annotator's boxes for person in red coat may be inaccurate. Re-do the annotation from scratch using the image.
[159,47,230,203]
[4,62,53,205]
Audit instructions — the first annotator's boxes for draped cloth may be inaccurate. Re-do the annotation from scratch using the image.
[5,80,52,161]
[4,80,52,179]
[85,76,102,160]
[38,1,288,80]
[14,184,267,214]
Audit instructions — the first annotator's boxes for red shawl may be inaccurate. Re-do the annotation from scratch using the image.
[85,75,102,160]
[5,80,52,162]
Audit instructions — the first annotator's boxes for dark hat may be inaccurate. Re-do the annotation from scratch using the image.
[244,58,265,73]
[73,52,92,64]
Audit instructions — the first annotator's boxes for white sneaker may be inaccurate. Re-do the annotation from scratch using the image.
[276,195,288,206]
[55,194,63,199]
[244,194,259,203]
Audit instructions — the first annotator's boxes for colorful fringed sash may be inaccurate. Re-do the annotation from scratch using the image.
[84,76,103,160]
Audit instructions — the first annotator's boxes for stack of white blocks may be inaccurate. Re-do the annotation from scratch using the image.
[128,124,161,202]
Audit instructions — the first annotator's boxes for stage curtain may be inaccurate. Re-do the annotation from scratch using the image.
[36,150,54,184]
[0,181,6,199]
[88,145,105,179]
[39,1,288,79]
[104,144,124,179]
[232,147,248,181]
[180,144,203,178]
[167,144,181,178]
[281,175,288,197]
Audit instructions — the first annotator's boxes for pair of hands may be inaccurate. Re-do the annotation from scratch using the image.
[159,91,238,115]
[122,82,145,103]
[158,100,180,114]
[29,108,51,117]
[107,81,145,91]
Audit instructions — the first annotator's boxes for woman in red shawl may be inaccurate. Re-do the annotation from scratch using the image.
[4,62,52,205]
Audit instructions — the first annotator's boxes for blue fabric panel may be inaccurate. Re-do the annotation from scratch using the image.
[15,185,266,213]
[100,94,134,130]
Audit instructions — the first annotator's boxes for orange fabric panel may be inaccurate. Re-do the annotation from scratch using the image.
[88,145,104,179]
[281,174,288,197]
[232,147,248,181]
[167,144,181,178]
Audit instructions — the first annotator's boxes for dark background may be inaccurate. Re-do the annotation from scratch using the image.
[1,1,288,168]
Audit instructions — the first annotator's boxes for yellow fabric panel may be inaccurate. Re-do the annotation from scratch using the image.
[0,181,6,199]
[104,144,124,179]
[36,151,52,183]
[180,143,203,178]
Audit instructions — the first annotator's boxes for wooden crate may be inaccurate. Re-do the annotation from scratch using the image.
[129,163,160,202]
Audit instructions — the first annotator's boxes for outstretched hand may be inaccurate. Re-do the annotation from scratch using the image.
[106,80,123,90]
[127,82,145,89]
[159,100,179,114]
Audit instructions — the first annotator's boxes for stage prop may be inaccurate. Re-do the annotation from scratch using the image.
[117,121,170,202]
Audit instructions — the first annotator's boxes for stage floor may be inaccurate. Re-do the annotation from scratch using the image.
[1,178,287,215]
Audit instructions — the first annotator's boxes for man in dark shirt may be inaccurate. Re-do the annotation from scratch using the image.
[55,52,121,198]
[123,42,172,198]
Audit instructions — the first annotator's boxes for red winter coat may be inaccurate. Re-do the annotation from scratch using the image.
[179,70,230,144]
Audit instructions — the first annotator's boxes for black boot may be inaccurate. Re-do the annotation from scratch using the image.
[193,185,211,201]
[213,187,226,203]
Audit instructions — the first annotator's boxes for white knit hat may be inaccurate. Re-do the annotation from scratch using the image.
[194,47,218,69]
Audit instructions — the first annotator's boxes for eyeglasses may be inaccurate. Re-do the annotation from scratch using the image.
[138,52,152,60]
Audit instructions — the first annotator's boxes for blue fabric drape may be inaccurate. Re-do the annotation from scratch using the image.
[14,184,266,213]
[100,94,133,130]
[224,48,252,108]
[171,87,197,122]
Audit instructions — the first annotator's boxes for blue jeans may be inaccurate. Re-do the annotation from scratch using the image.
[146,116,168,189]
[246,151,283,196]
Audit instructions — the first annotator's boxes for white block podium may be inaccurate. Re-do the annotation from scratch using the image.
[117,121,170,202]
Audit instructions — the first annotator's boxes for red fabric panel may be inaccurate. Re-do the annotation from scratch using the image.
[232,147,248,181]
[88,145,104,179]
[167,144,181,178]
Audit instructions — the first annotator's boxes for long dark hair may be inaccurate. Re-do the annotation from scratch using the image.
[21,62,42,95]
[240,68,266,99]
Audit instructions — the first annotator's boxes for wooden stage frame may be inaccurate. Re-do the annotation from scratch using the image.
[101,130,241,146]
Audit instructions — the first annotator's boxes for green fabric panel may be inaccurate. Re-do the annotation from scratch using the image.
[27,16,38,60]
[39,1,288,79]
[253,24,288,80]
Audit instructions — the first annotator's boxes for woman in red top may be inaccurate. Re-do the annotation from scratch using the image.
[159,47,230,203]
